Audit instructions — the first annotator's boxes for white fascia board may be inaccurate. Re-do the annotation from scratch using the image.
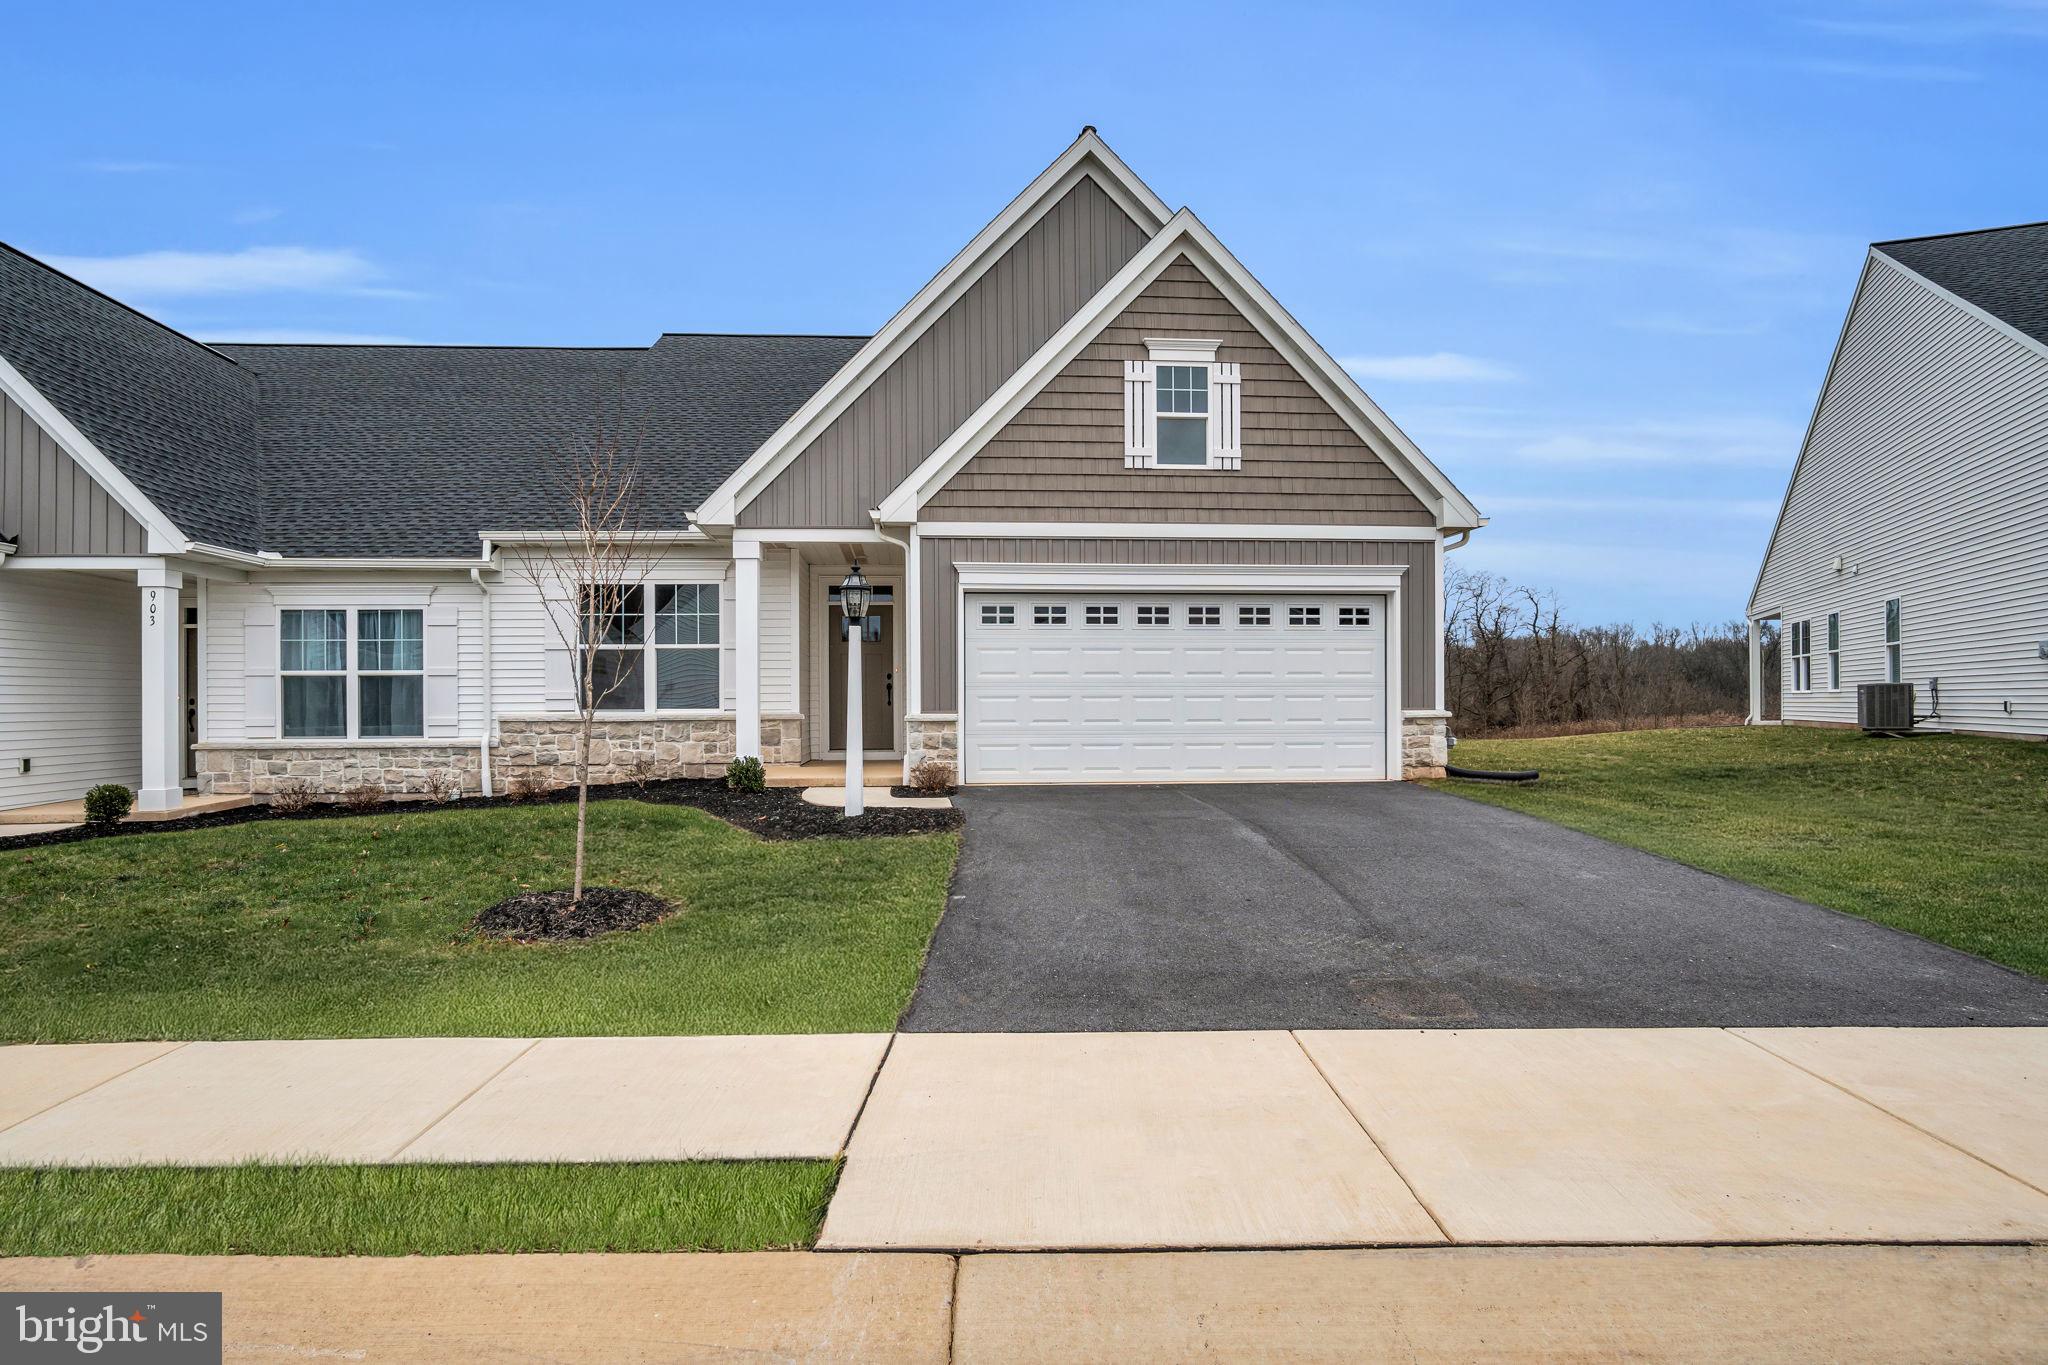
[477,528,708,547]
[0,351,190,550]
[877,210,1483,529]
[734,527,892,545]
[954,561,1409,593]
[916,521,1438,541]
[692,131,1173,529]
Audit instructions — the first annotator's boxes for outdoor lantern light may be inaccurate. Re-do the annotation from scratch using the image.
[840,565,870,817]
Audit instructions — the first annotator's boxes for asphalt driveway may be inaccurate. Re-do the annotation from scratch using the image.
[903,783,2048,1031]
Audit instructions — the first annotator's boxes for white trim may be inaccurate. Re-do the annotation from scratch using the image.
[954,561,1408,593]
[0,353,189,550]
[1144,337,1221,363]
[906,528,923,716]
[694,131,1173,527]
[735,542,762,759]
[477,529,706,548]
[875,209,1483,528]
[916,521,1438,541]
[805,562,907,760]
[1431,532,1446,712]
[734,528,892,545]
[1,555,160,571]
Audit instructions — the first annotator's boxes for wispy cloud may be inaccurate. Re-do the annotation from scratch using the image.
[1790,57,1981,81]
[1341,352,1523,383]
[1490,226,1850,283]
[1513,416,1803,466]
[39,246,407,299]
[197,329,419,345]
[1800,2,2048,44]
[1483,493,1779,518]
[1617,315,1771,338]
[80,159,182,174]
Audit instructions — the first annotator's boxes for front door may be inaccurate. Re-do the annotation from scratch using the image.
[827,594,896,753]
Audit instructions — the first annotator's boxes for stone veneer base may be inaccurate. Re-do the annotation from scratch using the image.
[1401,712,1451,780]
[903,715,960,782]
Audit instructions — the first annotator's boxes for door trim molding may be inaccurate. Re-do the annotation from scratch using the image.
[807,563,906,760]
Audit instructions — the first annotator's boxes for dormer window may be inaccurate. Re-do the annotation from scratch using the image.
[1124,338,1241,471]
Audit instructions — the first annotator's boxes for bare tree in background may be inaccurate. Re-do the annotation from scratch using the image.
[514,438,650,909]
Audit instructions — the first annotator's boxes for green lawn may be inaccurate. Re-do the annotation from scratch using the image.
[0,801,957,1042]
[1437,726,2048,978]
[0,1161,835,1256]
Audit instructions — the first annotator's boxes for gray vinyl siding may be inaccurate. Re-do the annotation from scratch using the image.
[1,393,148,555]
[921,536,1434,710]
[1753,253,2048,737]
[924,258,1435,524]
[742,177,1149,528]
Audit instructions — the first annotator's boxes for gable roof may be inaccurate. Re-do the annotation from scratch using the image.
[1875,221,2048,350]
[874,209,1483,530]
[691,127,1173,526]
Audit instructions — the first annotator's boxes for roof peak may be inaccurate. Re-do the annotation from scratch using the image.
[0,240,245,370]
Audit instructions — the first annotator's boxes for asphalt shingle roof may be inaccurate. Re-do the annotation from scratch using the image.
[1875,220,2048,349]
[1,242,866,557]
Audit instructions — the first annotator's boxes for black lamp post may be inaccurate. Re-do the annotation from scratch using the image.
[840,565,871,815]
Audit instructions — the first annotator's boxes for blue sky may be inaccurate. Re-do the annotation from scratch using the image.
[10,1,2043,626]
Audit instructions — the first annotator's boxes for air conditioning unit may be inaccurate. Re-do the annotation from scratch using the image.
[1858,682,1915,735]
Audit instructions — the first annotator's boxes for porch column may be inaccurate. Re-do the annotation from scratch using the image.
[734,540,762,761]
[1746,616,1763,725]
[137,566,184,811]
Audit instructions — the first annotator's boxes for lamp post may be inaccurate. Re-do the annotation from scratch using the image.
[839,565,871,817]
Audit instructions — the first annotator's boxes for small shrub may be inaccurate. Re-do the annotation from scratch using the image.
[908,759,957,794]
[268,784,317,814]
[504,770,546,802]
[725,755,766,793]
[82,784,134,825]
[340,783,385,814]
[425,770,463,803]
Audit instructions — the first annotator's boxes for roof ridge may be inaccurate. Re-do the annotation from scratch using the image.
[215,341,650,351]
[1872,217,2048,249]
[0,240,246,370]
[656,330,871,340]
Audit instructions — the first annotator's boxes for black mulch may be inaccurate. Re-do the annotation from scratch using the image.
[890,785,959,799]
[0,778,961,853]
[470,887,673,942]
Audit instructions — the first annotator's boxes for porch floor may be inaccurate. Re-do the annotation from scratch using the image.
[0,791,253,825]
[763,760,893,789]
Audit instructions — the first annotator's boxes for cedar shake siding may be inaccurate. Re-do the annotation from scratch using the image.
[742,176,1151,528]
[1,392,148,555]
[919,535,1436,710]
[923,257,1435,525]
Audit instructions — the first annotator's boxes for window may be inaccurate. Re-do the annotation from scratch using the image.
[1826,613,1841,690]
[280,607,423,738]
[653,584,719,710]
[580,584,645,712]
[1885,598,1902,682]
[980,603,1016,626]
[1289,605,1322,627]
[1238,604,1272,626]
[357,610,424,736]
[1085,604,1119,626]
[1034,605,1067,626]
[1788,620,1812,692]
[1188,605,1221,626]
[1137,605,1170,626]
[281,609,348,738]
[1155,364,1209,466]
[1338,604,1373,627]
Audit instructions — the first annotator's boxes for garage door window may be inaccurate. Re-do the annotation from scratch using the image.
[1339,605,1373,627]
[980,603,1015,626]
[1289,606,1322,626]
[1085,604,1119,625]
[1238,605,1272,625]
[1188,605,1221,626]
[1034,605,1067,626]
[1137,605,1169,626]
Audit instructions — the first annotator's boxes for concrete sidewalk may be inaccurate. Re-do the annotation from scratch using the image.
[3,1027,2045,1250]
[3,1246,2043,1362]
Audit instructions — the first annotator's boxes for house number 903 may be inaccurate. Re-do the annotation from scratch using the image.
[148,589,159,626]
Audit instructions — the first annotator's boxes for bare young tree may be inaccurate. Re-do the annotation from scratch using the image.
[513,439,649,909]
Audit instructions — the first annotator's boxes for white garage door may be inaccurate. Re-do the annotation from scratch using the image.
[961,591,1389,783]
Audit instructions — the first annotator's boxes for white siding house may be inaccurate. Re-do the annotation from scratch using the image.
[1749,223,2048,739]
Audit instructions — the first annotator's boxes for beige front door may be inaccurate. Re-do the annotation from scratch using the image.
[827,602,895,752]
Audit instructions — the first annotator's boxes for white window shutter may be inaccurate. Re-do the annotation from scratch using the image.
[541,589,577,711]
[243,602,279,736]
[423,603,460,737]
[1123,359,1153,469]
[1213,361,1242,471]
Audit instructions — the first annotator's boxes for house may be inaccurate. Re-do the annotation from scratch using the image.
[0,129,1483,813]
[1746,220,2048,738]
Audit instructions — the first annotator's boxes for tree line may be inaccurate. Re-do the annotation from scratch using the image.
[1443,565,1777,738]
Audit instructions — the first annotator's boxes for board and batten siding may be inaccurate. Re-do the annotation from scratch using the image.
[0,570,141,807]
[923,257,1435,525]
[742,177,1150,528]
[1754,254,2048,738]
[920,536,1435,712]
[1,392,148,555]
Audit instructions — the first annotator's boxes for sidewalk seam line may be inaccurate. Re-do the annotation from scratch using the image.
[386,1038,542,1161]
[0,1040,192,1138]
[1289,1030,1455,1244]
[1724,1028,2048,1200]
[839,1032,898,1156]
[946,1253,961,1364]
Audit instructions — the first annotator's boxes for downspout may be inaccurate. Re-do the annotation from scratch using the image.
[470,564,494,797]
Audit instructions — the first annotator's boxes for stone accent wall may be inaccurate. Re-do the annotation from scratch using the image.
[1401,712,1450,780]
[199,714,806,800]
[904,715,959,780]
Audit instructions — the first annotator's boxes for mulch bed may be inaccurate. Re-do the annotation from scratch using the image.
[890,786,958,799]
[0,777,961,854]
[470,887,674,942]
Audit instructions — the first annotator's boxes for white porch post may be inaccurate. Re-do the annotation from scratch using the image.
[734,540,762,761]
[137,565,184,811]
[844,607,864,815]
[1746,616,1764,725]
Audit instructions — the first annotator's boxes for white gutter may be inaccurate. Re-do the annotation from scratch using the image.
[470,565,495,797]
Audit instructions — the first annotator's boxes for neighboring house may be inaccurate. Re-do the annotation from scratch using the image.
[0,129,1483,813]
[1747,220,2048,738]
